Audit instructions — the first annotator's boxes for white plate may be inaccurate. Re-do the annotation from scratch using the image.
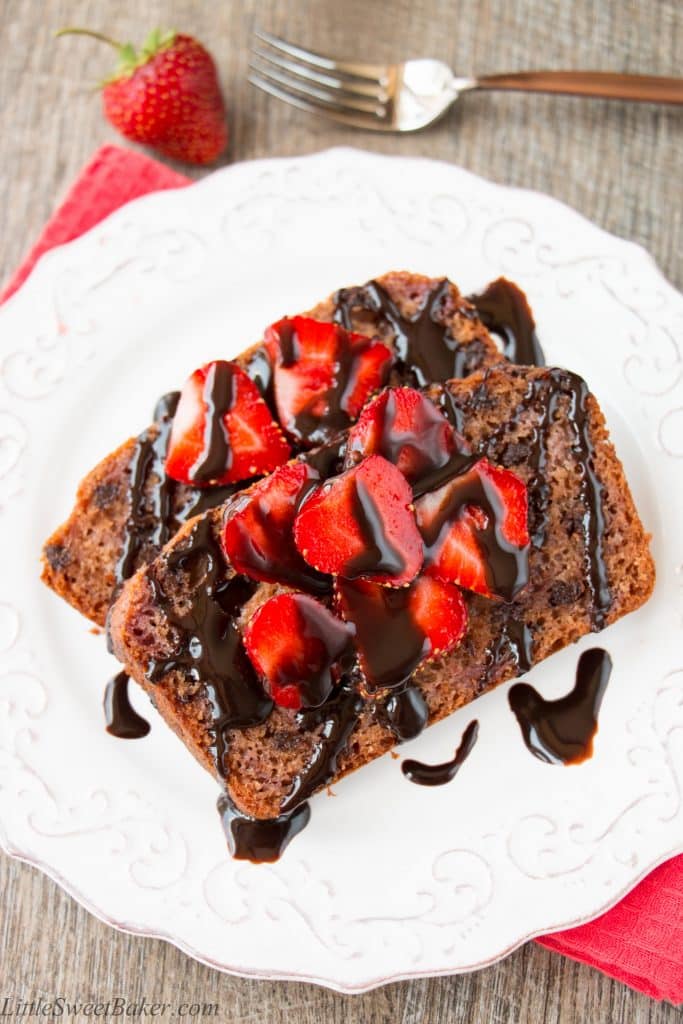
[0,148,681,993]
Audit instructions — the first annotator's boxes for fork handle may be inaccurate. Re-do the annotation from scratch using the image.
[474,70,683,105]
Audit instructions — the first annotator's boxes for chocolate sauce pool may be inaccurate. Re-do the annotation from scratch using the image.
[402,720,479,786]
[508,648,612,764]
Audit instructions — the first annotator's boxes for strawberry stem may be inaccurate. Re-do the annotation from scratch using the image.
[55,27,123,48]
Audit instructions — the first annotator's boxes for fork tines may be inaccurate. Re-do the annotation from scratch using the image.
[249,28,394,129]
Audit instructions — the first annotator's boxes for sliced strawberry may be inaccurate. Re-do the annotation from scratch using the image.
[243,593,354,710]
[165,360,290,486]
[294,454,423,586]
[264,316,392,448]
[336,576,467,692]
[222,462,329,594]
[343,341,394,419]
[345,386,472,491]
[415,458,530,601]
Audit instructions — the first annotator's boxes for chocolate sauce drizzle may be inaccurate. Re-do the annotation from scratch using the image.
[418,468,530,602]
[345,386,475,498]
[147,518,273,773]
[302,436,347,479]
[226,469,331,596]
[336,581,432,692]
[281,685,365,813]
[345,477,408,579]
[402,719,479,786]
[218,792,311,863]
[244,345,276,416]
[485,368,611,628]
[116,392,237,586]
[273,319,389,448]
[469,278,546,367]
[116,392,180,583]
[271,595,355,709]
[334,278,486,386]
[190,361,237,484]
[381,685,430,742]
[508,648,612,764]
[103,672,150,739]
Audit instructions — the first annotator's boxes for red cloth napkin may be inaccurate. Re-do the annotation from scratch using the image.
[0,145,189,303]
[3,144,681,1003]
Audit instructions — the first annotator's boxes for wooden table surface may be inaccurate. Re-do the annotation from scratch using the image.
[1,0,681,1020]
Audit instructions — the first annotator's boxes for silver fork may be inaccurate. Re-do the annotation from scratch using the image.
[249,29,683,133]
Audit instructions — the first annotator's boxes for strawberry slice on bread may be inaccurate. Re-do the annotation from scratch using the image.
[294,454,423,586]
[264,316,392,447]
[244,593,354,710]
[415,458,530,600]
[336,575,468,692]
[165,360,290,486]
[345,386,471,492]
[222,462,329,594]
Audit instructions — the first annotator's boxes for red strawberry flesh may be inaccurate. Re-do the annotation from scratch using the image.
[336,576,467,692]
[243,593,354,710]
[345,386,472,494]
[294,454,423,586]
[415,458,530,600]
[165,360,290,487]
[264,316,392,448]
[222,462,330,594]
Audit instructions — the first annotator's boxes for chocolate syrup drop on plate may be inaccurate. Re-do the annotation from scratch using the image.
[218,792,311,863]
[402,719,479,786]
[104,672,150,739]
[508,648,612,765]
[469,278,546,367]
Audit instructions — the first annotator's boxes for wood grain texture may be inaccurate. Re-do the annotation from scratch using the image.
[0,0,681,1018]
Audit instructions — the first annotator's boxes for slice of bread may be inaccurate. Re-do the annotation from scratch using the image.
[42,272,501,627]
[108,363,655,819]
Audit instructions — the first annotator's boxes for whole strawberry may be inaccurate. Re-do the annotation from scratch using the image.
[57,28,228,165]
